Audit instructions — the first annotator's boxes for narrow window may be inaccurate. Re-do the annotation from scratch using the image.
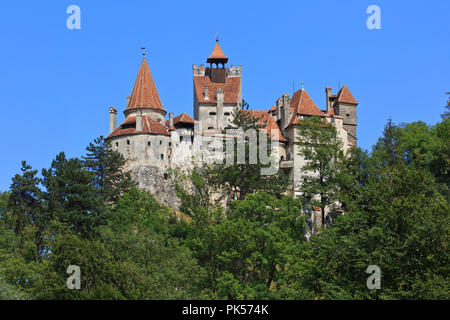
[163,173,168,180]
[191,136,194,143]
[159,140,162,145]
[127,140,130,145]
[169,142,171,147]
[160,154,164,160]
[115,142,119,147]
[180,136,184,142]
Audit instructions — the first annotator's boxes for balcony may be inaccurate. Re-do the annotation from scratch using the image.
[280,160,293,169]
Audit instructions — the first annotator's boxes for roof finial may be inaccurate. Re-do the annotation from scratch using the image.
[301,81,304,90]
[216,32,219,43]
[141,44,146,57]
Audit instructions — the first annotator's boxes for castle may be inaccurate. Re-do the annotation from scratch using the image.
[106,41,359,207]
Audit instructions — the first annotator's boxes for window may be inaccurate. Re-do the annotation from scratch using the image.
[208,127,214,130]
[209,112,216,116]
[159,140,162,145]
[180,136,184,142]
[160,154,164,160]
[280,156,285,161]
[191,136,194,143]
[346,114,350,117]
[163,173,168,180]
[169,142,171,147]
[147,141,150,146]
[115,142,119,147]
[127,140,130,145]
[224,112,230,116]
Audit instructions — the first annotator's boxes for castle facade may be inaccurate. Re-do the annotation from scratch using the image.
[106,41,359,205]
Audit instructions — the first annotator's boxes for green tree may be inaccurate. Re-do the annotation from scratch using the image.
[42,152,105,238]
[82,136,134,204]
[295,116,344,228]
[285,165,449,299]
[212,105,288,200]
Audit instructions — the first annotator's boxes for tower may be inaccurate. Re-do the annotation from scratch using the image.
[333,85,359,146]
[125,52,166,124]
[193,39,242,131]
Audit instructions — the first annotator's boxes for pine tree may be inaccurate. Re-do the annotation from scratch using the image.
[42,152,105,238]
[82,136,134,204]
[295,116,344,228]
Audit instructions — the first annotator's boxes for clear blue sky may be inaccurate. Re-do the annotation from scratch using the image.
[0,0,449,191]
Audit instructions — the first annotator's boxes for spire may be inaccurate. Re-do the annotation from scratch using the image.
[207,40,228,63]
[337,85,358,104]
[126,56,165,112]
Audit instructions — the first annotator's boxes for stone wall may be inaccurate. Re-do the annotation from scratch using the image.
[129,164,181,210]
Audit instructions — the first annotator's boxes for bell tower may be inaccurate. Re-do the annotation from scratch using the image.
[207,38,228,83]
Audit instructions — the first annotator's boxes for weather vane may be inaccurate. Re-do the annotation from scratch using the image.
[301,81,304,90]
[216,32,219,43]
[141,44,146,57]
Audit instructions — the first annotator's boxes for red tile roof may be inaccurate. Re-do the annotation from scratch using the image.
[165,113,195,127]
[107,114,170,139]
[290,89,325,116]
[193,76,241,104]
[336,85,358,105]
[207,42,228,62]
[173,112,195,125]
[126,58,165,112]
[244,110,287,142]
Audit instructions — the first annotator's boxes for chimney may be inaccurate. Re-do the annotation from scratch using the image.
[169,112,174,128]
[325,87,332,112]
[282,94,290,130]
[204,85,209,100]
[109,107,117,134]
[277,98,283,124]
[216,88,224,130]
[136,110,142,131]
[126,96,131,108]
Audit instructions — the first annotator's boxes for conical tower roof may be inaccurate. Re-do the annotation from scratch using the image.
[207,41,228,63]
[126,58,165,112]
